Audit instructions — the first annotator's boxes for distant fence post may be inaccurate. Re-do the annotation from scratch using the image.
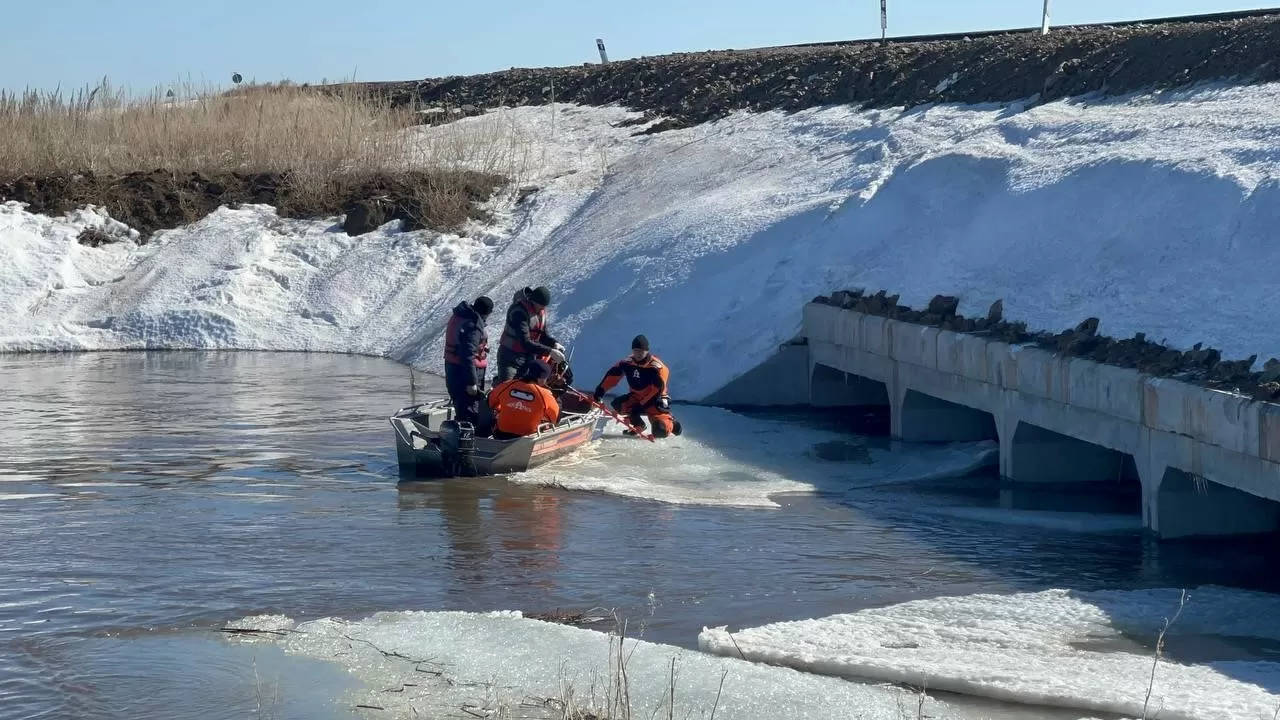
[880,0,888,42]
[596,38,610,64]
[1041,0,1051,34]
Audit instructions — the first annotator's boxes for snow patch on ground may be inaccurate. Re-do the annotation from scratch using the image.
[226,609,969,720]
[699,586,1280,720]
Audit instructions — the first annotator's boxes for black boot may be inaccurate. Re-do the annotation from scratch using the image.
[623,413,645,435]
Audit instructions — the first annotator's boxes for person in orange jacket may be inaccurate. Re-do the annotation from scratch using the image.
[488,358,560,439]
[592,335,682,439]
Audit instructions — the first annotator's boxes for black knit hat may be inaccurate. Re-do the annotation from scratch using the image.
[631,334,649,351]
[473,296,494,317]
[528,286,551,306]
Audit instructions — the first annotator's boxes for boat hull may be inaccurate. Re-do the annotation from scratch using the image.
[390,399,608,479]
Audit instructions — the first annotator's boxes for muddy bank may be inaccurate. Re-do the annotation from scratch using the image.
[0,169,505,242]
[365,12,1280,131]
[812,289,1280,403]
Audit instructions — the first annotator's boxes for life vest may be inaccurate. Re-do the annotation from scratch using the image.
[499,300,547,355]
[443,307,488,368]
[487,378,560,436]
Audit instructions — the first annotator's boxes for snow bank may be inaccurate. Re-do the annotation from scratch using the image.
[698,586,1280,720]
[225,609,963,720]
[6,84,1280,399]
[516,405,997,507]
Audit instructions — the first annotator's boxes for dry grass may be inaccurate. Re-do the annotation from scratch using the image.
[0,78,527,234]
[0,78,417,194]
[1142,589,1189,720]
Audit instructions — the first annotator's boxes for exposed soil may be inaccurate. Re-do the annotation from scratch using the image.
[0,169,506,242]
[813,289,1280,403]
[360,12,1280,132]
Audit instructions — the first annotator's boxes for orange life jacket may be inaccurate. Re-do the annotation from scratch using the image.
[488,378,560,436]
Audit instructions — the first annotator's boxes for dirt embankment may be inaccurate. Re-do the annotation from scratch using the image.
[368,13,1280,131]
[0,170,504,243]
[813,289,1280,402]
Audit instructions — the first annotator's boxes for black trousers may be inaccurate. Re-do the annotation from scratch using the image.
[494,348,534,383]
[445,363,485,427]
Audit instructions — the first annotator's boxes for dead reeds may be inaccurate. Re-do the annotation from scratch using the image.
[0,79,413,189]
[0,78,515,234]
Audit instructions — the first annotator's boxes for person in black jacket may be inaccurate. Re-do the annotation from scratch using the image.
[443,296,494,426]
[495,286,566,382]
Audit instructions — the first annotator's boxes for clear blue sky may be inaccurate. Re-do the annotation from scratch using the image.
[2,0,1276,93]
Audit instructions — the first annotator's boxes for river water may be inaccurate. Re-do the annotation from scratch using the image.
[2,351,1278,720]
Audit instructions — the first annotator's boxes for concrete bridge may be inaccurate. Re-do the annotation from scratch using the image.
[706,302,1280,539]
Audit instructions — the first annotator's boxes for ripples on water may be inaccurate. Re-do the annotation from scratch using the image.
[2,351,1278,719]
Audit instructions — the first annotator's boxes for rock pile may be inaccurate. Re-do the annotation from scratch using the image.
[813,289,1280,402]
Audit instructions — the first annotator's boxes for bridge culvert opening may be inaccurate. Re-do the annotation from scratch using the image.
[898,389,998,444]
[809,363,890,434]
[1002,421,1142,514]
[1156,468,1280,540]
[1008,422,1139,501]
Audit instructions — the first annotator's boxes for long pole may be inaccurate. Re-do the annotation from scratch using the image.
[568,388,656,442]
[1041,0,1051,34]
[880,0,888,42]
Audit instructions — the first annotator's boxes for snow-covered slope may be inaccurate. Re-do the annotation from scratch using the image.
[5,83,1280,399]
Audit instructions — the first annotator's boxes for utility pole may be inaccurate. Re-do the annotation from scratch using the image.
[880,0,888,43]
[1041,0,1051,34]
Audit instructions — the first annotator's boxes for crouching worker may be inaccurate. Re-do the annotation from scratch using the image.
[592,335,683,439]
[488,359,560,439]
[443,295,494,427]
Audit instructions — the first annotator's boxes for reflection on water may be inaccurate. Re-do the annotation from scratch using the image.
[808,440,874,463]
[12,632,360,720]
[2,351,1279,719]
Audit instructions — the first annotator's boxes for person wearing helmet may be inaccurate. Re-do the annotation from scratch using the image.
[496,285,566,383]
[442,295,494,427]
[591,335,682,439]
[487,358,561,439]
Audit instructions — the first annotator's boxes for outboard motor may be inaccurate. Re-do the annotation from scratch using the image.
[439,419,478,477]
